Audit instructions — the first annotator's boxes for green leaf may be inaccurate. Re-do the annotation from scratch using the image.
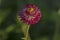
[0,9,11,24]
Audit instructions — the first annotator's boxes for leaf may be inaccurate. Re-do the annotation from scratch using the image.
[0,9,11,24]
[5,24,15,33]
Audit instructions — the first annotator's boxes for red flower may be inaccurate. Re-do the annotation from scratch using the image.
[19,4,42,24]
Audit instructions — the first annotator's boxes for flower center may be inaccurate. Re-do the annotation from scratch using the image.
[29,7,34,13]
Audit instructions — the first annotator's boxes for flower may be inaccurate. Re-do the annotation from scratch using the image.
[19,4,42,24]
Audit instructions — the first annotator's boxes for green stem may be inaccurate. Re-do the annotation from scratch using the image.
[24,25,30,40]
[53,9,60,40]
[53,22,60,40]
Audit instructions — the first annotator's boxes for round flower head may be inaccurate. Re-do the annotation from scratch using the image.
[19,4,42,24]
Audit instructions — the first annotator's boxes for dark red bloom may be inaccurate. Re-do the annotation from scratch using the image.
[19,4,42,24]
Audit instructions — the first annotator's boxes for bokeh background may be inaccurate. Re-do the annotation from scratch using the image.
[0,0,60,40]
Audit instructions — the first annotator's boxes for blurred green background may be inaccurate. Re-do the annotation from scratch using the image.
[0,0,60,40]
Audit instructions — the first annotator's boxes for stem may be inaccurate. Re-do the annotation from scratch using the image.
[53,9,60,40]
[53,22,60,40]
[24,25,30,40]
